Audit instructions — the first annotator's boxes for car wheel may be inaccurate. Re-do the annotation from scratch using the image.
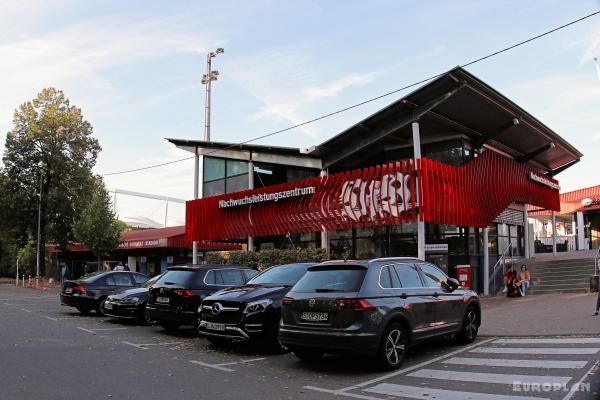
[160,321,181,332]
[76,306,91,315]
[97,297,108,316]
[457,306,479,344]
[375,322,408,371]
[292,348,323,362]
[143,309,155,325]
[206,336,232,346]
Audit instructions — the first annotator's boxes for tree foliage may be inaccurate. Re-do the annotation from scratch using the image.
[73,181,123,258]
[205,248,327,271]
[1,88,101,273]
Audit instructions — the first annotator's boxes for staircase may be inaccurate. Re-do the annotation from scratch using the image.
[525,257,596,294]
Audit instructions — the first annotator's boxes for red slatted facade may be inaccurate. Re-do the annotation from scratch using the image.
[186,151,560,242]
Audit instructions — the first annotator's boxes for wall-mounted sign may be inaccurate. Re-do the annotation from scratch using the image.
[581,198,600,207]
[118,238,168,249]
[528,172,560,191]
[424,244,449,252]
[219,187,316,208]
[140,256,147,263]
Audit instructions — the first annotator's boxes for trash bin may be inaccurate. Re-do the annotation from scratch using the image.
[590,275,599,293]
[455,265,471,289]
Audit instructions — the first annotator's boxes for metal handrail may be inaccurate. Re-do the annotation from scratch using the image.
[490,243,513,295]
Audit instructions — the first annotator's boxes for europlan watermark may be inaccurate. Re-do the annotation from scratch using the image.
[513,382,591,393]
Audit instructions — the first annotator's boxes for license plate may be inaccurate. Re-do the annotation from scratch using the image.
[300,312,328,322]
[65,288,72,294]
[104,302,113,310]
[205,322,225,331]
[156,296,170,304]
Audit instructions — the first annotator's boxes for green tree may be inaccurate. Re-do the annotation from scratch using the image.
[1,88,101,275]
[73,181,123,262]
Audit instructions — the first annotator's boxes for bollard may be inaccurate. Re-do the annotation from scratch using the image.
[28,275,31,287]
[22,274,25,287]
[35,276,39,289]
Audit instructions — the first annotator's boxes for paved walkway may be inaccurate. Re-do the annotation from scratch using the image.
[480,292,599,337]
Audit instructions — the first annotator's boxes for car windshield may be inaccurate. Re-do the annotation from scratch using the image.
[143,274,163,288]
[80,272,105,283]
[248,263,312,287]
[292,266,366,293]
[155,270,195,286]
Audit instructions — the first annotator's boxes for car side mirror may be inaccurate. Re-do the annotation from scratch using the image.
[443,278,460,292]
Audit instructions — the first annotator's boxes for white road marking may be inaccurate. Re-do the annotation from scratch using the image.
[562,360,600,400]
[87,328,127,331]
[443,357,588,369]
[329,338,496,392]
[20,308,32,313]
[365,383,551,400]
[472,347,600,355]
[77,327,96,334]
[407,369,572,386]
[122,341,182,349]
[217,357,266,366]
[494,338,600,344]
[45,316,58,321]
[303,386,386,400]
[189,360,234,372]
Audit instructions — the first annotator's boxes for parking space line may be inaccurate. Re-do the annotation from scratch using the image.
[89,328,127,331]
[303,386,386,400]
[21,308,33,313]
[472,347,600,355]
[217,357,266,366]
[44,316,70,321]
[442,357,588,369]
[364,383,551,400]
[562,360,600,400]
[494,338,600,344]
[189,360,235,372]
[407,368,572,385]
[122,341,183,350]
[77,327,96,334]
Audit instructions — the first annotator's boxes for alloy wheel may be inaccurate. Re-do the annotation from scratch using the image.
[385,329,405,365]
[465,310,478,340]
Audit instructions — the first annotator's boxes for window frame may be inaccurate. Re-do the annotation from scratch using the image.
[417,262,449,289]
[203,268,247,287]
[377,263,425,289]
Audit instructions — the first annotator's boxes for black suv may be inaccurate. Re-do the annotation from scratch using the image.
[61,271,149,315]
[146,265,257,331]
[198,263,314,349]
[279,258,481,370]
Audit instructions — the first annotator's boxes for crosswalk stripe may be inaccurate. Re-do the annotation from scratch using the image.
[494,338,600,345]
[471,347,600,355]
[364,383,551,400]
[443,357,588,369]
[407,369,572,385]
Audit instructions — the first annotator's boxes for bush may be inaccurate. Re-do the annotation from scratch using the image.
[205,248,327,271]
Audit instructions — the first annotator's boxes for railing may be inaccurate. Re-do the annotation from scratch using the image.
[536,235,577,252]
[490,243,513,295]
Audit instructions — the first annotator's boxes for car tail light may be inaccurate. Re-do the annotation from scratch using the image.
[335,298,375,311]
[174,289,193,297]
[73,285,86,295]
[282,297,293,307]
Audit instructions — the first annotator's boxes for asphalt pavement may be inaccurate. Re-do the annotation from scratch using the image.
[0,284,598,400]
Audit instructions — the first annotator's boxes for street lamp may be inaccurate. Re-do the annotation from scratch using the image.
[193,47,224,265]
[36,160,43,287]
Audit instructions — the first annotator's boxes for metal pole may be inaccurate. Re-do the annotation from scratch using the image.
[16,258,19,286]
[320,169,329,258]
[551,211,557,256]
[247,157,254,251]
[36,173,42,284]
[523,205,530,259]
[483,227,489,296]
[412,121,425,260]
[576,212,585,250]
[204,53,212,141]
[164,199,169,228]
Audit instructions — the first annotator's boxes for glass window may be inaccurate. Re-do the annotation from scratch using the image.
[293,266,366,293]
[227,160,248,177]
[112,274,133,286]
[394,264,423,287]
[204,157,226,182]
[509,225,518,238]
[226,174,248,193]
[156,270,195,286]
[379,266,393,288]
[218,269,245,286]
[204,179,225,196]
[249,263,312,286]
[419,263,448,288]
[132,273,149,285]
[243,269,259,281]
[497,223,508,236]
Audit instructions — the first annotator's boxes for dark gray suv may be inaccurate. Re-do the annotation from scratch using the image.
[279,258,481,370]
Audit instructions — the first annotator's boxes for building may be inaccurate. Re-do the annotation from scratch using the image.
[170,67,582,294]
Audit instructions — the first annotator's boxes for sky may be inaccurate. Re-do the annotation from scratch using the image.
[1,0,600,226]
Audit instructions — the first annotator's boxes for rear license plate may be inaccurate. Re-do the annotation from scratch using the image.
[65,288,72,294]
[156,296,170,304]
[205,322,226,331]
[104,302,113,310]
[300,312,328,322]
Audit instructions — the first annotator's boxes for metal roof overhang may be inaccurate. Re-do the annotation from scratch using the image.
[313,67,582,173]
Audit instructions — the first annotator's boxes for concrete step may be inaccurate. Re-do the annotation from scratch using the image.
[528,287,590,294]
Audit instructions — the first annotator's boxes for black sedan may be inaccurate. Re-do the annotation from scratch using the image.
[61,271,149,315]
[198,263,314,350]
[279,258,481,370]
[101,273,164,322]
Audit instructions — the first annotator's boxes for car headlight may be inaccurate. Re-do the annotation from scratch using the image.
[122,297,140,304]
[243,299,273,314]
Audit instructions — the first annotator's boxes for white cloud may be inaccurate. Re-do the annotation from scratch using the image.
[579,23,600,64]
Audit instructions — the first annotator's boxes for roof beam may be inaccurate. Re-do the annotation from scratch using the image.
[473,117,520,148]
[517,142,555,164]
[322,81,467,169]
[546,158,580,177]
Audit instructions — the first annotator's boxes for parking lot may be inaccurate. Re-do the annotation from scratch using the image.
[1,285,598,400]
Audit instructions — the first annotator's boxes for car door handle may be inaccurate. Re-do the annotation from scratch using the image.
[433,292,439,298]
[400,293,407,299]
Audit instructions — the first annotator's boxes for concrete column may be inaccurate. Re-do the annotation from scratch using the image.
[551,211,557,256]
[192,148,200,265]
[577,211,586,250]
[127,256,137,272]
[523,205,530,259]
[483,227,489,296]
[248,158,254,252]
[412,121,425,260]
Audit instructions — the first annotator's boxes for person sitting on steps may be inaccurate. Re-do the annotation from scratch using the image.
[518,265,531,296]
